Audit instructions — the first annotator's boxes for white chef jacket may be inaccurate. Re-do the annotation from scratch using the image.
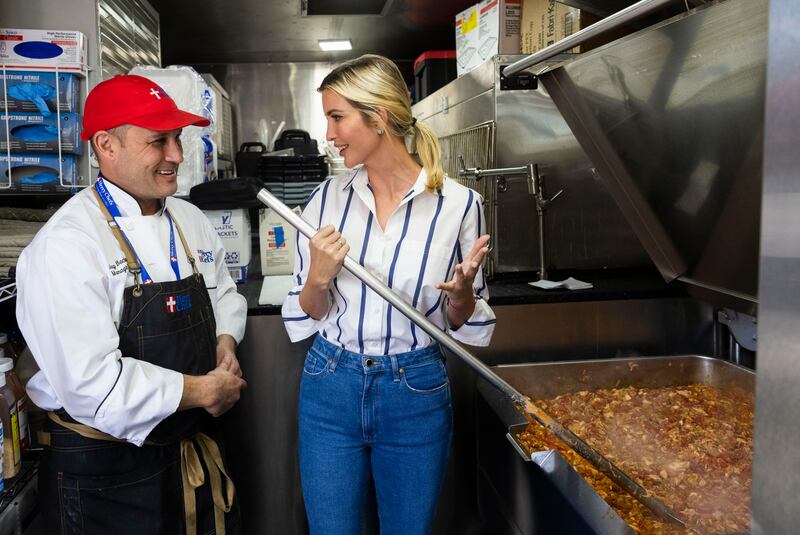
[15,179,247,446]
[282,167,496,354]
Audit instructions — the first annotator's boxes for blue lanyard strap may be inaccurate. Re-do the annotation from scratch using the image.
[94,175,181,283]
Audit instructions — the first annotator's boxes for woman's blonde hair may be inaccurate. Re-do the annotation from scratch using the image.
[318,54,445,191]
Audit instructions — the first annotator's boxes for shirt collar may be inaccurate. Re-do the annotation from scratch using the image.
[98,175,167,217]
[341,166,447,200]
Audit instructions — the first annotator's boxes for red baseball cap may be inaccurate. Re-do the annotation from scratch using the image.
[81,74,211,140]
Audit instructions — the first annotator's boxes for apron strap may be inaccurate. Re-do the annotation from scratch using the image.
[167,208,200,277]
[45,412,234,535]
[181,434,236,535]
[91,188,145,296]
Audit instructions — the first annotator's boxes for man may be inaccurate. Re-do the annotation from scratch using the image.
[15,74,247,535]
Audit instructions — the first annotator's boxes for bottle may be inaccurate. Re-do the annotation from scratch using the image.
[0,415,4,492]
[2,358,29,453]
[0,333,12,361]
[0,358,20,479]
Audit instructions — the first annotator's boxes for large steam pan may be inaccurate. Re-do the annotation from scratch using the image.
[477,356,754,535]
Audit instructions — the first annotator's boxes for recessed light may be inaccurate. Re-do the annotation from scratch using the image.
[318,39,352,51]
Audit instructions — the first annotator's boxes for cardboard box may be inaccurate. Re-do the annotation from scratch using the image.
[0,153,77,192]
[1,112,82,154]
[203,208,252,283]
[455,5,480,76]
[0,28,87,73]
[259,207,301,277]
[0,70,80,114]
[477,0,521,61]
[520,0,584,54]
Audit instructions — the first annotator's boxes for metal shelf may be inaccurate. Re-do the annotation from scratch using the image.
[0,278,16,303]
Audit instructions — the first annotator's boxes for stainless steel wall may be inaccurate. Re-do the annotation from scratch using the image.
[209,63,336,153]
[751,0,800,531]
[224,298,713,534]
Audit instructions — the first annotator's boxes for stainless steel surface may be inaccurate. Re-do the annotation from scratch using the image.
[97,0,161,79]
[542,0,766,312]
[503,0,676,77]
[413,56,649,274]
[751,0,800,531]
[439,122,496,275]
[494,355,754,400]
[256,187,527,404]
[211,62,336,154]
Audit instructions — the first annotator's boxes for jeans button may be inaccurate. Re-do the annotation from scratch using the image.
[365,358,374,367]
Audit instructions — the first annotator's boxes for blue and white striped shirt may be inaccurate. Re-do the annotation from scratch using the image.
[281,166,496,354]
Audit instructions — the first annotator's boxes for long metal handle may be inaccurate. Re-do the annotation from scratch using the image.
[256,187,689,530]
[503,0,675,76]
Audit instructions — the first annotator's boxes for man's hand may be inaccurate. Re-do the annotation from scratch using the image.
[216,334,242,378]
[179,365,246,417]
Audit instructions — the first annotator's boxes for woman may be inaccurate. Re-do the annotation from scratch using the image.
[281,54,496,535]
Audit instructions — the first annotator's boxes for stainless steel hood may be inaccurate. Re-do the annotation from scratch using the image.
[536,0,766,314]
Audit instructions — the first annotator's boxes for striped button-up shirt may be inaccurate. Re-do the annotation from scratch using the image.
[282,166,496,355]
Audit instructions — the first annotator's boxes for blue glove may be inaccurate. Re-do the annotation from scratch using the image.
[10,124,59,142]
[7,82,57,117]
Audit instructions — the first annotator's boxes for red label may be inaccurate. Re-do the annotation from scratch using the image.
[480,0,499,14]
[0,35,24,41]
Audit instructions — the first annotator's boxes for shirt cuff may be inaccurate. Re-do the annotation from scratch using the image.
[447,298,496,347]
[281,289,324,342]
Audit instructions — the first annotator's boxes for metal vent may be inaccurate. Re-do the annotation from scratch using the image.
[438,121,497,277]
[301,0,389,15]
[98,0,161,79]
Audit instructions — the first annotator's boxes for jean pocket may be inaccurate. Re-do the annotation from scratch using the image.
[401,359,449,394]
[57,461,181,535]
[303,348,331,377]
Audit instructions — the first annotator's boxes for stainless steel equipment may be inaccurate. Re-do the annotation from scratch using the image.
[412,56,649,275]
[477,355,755,535]
[458,160,563,281]
[531,0,767,314]
[256,187,687,527]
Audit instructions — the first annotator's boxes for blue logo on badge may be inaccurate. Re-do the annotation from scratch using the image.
[176,294,192,312]
[197,250,214,263]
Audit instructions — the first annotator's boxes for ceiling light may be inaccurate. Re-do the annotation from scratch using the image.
[318,39,352,51]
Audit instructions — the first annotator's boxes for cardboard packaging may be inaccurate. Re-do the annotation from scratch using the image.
[259,207,302,277]
[0,153,77,192]
[520,0,584,54]
[0,112,82,154]
[203,208,252,284]
[0,28,87,73]
[0,71,80,115]
[477,0,521,61]
[455,5,480,76]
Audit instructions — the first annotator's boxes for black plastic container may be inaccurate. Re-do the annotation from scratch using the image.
[413,50,457,103]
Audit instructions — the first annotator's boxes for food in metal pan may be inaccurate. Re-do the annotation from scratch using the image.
[517,384,753,534]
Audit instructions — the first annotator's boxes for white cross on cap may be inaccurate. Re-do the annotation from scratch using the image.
[150,88,162,100]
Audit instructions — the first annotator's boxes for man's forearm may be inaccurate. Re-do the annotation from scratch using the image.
[178,374,212,411]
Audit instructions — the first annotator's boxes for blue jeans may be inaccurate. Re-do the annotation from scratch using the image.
[298,335,453,535]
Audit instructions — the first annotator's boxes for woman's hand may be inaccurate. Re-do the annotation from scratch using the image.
[435,234,490,329]
[300,225,350,320]
[307,225,350,290]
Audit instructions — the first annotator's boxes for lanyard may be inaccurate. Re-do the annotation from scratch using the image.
[94,175,181,283]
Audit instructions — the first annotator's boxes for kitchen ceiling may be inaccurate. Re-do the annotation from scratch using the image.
[149,0,476,67]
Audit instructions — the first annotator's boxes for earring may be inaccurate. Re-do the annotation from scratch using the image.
[377,128,384,136]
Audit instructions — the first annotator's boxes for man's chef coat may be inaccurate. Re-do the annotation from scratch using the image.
[16,179,247,446]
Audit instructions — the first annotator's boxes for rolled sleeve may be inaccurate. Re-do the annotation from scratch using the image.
[447,297,496,347]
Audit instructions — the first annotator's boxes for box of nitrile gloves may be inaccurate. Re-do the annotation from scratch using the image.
[202,208,252,284]
[0,153,77,192]
[0,112,82,154]
[0,71,80,114]
[0,28,87,73]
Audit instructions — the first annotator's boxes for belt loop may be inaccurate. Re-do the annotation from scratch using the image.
[390,355,400,382]
[330,345,344,372]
